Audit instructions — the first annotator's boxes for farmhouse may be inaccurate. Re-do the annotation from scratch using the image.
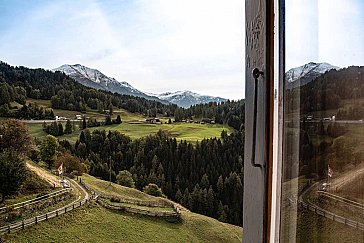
[145,118,161,124]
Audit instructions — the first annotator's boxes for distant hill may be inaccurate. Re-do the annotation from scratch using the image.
[286,62,339,89]
[288,65,364,113]
[53,64,166,103]
[152,90,227,108]
[0,61,177,115]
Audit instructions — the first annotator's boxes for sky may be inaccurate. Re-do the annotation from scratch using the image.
[0,1,363,99]
[0,0,245,100]
[286,0,364,70]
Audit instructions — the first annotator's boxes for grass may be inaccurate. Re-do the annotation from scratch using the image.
[1,203,242,243]
[25,98,146,122]
[281,206,364,242]
[2,174,242,242]
[87,122,232,141]
[81,174,166,204]
[21,99,233,143]
[105,199,175,213]
[27,120,232,144]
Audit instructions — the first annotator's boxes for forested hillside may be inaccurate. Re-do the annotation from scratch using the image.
[0,62,245,129]
[0,62,177,116]
[61,129,244,225]
[287,66,364,115]
[174,100,245,130]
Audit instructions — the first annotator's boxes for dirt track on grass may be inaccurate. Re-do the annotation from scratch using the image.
[27,163,61,188]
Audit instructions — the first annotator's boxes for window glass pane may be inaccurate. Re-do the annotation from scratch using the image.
[280,0,364,242]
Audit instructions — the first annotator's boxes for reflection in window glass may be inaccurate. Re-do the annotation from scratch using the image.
[280,0,364,242]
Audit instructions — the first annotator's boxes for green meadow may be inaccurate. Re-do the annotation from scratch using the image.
[27,121,232,143]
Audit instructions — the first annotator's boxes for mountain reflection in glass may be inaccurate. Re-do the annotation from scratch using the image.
[280,0,364,242]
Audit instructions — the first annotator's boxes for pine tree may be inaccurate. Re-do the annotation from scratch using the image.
[82,117,87,129]
[105,115,112,125]
[65,120,73,134]
[58,123,64,136]
[115,115,122,124]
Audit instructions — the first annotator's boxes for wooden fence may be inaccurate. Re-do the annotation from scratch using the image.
[0,189,71,214]
[299,200,364,231]
[78,179,181,219]
[97,198,180,219]
[0,197,90,235]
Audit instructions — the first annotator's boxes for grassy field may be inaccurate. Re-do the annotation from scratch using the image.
[81,174,167,204]
[1,203,242,243]
[2,174,242,242]
[26,98,146,121]
[87,122,231,141]
[281,206,364,242]
[27,121,231,143]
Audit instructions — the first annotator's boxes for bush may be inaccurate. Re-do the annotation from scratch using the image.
[116,170,135,188]
[143,183,164,197]
[28,147,41,163]
[0,150,28,202]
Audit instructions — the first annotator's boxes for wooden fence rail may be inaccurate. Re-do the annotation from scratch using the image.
[0,198,90,235]
[299,201,364,231]
[0,189,71,214]
[97,198,180,219]
[78,179,181,218]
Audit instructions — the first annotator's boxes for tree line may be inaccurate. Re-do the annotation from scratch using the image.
[0,62,245,131]
[174,100,245,130]
[60,129,244,225]
[0,62,178,116]
[287,66,364,115]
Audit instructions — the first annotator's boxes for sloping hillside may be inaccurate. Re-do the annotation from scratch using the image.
[2,174,242,243]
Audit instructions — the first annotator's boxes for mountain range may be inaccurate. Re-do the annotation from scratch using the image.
[151,91,227,108]
[53,62,338,107]
[285,62,339,88]
[53,64,227,108]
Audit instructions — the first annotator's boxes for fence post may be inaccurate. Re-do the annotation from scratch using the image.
[46,213,48,220]
[73,204,75,210]
[22,220,24,230]
[35,216,38,224]
[80,201,81,207]
[65,207,67,213]
[56,210,58,217]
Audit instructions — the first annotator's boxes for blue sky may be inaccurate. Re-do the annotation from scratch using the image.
[286,0,364,70]
[0,0,245,99]
[0,1,363,99]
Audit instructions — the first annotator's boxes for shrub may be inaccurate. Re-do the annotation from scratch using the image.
[0,150,28,202]
[116,170,135,188]
[143,183,163,197]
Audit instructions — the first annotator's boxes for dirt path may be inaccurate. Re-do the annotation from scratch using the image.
[330,164,364,191]
[27,162,61,188]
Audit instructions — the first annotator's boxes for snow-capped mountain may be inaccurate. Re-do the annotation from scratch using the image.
[53,64,227,107]
[53,64,164,102]
[286,62,339,88]
[152,91,227,108]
